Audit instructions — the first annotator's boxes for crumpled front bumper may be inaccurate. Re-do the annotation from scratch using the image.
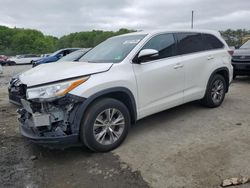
[19,121,79,146]
[17,94,85,148]
[8,77,26,106]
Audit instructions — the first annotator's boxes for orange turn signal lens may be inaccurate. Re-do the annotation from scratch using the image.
[56,78,88,96]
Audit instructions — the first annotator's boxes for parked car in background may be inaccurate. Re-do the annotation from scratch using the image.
[40,54,51,58]
[7,54,41,65]
[57,48,91,62]
[16,29,233,152]
[232,39,250,78]
[33,48,80,67]
[0,55,8,65]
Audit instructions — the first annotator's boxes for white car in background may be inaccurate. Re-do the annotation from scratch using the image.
[8,54,41,65]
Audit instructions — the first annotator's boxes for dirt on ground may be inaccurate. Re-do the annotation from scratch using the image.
[1,65,250,188]
[0,65,149,188]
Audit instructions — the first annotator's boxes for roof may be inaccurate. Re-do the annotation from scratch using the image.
[118,29,221,37]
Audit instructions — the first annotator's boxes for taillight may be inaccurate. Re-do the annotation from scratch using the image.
[228,50,234,56]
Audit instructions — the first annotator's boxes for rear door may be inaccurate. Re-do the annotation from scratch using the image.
[133,33,185,118]
[175,32,212,102]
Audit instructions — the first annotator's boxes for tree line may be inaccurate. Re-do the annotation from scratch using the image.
[220,29,250,47]
[0,26,135,56]
[0,26,57,55]
[0,25,249,56]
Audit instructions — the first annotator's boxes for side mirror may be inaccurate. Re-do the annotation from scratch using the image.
[137,49,159,63]
[235,45,240,49]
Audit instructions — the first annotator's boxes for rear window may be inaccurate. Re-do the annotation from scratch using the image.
[176,33,204,55]
[202,34,224,50]
[176,32,224,55]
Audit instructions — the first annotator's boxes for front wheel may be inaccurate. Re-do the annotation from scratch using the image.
[80,98,130,152]
[202,74,226,108]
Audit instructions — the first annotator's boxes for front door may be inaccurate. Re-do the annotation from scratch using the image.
[133,33,185,118]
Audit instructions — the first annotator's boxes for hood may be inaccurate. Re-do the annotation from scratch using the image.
[19,61,113,87]
[233,49,250,56]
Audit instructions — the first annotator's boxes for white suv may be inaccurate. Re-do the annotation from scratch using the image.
[17,29,233,152]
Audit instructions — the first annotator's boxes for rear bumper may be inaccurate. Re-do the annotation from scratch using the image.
[232,62,250,75]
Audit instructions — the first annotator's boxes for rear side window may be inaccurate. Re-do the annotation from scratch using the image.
[141,33,176,61]
[176,33,204,55]
[202,34,224,50]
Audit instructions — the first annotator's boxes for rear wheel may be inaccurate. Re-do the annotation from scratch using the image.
[233,73,237,79]
[80,98,130,152]
[202,74,226,108]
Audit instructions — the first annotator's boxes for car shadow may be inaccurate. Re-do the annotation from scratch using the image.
[128,101,205,138]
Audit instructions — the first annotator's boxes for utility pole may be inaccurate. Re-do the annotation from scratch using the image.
[191,10,194,29]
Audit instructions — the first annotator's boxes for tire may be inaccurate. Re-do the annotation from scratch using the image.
[80,98,130,152]
[202,74,226,108]
[233,73,237,79]
[8,61,16,66]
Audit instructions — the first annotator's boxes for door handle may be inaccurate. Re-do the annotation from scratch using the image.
[174,63,184,69]
[207,56,214,60]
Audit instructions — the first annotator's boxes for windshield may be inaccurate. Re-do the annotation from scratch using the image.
[58,49,90,62]
[240,40,250,49]
[79,34,146,63]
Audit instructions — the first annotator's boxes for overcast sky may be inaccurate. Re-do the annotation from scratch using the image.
[0,0,250,37]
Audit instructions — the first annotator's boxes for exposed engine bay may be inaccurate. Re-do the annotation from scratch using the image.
[18,94,84,140]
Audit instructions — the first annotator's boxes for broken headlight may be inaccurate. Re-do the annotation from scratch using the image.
[26,77,89,101]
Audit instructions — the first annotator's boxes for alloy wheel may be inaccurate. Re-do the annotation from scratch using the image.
[211,79,224,104]
[93,108,125,145]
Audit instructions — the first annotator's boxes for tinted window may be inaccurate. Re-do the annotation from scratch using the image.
[140,33,176,61]
[202,34,224,50]
[176,33,204,55]
[61,50,70,56]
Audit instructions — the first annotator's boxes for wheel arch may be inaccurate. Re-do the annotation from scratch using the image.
[74,87,137,131]
[206,67,230,93]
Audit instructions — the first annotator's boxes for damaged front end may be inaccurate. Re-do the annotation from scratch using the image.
[18,94,85,147]
[8,76,25,106]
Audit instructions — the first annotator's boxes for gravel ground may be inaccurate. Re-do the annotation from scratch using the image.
[0,65,148,188]
[1,65,250,188]
[0,65,31,86]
